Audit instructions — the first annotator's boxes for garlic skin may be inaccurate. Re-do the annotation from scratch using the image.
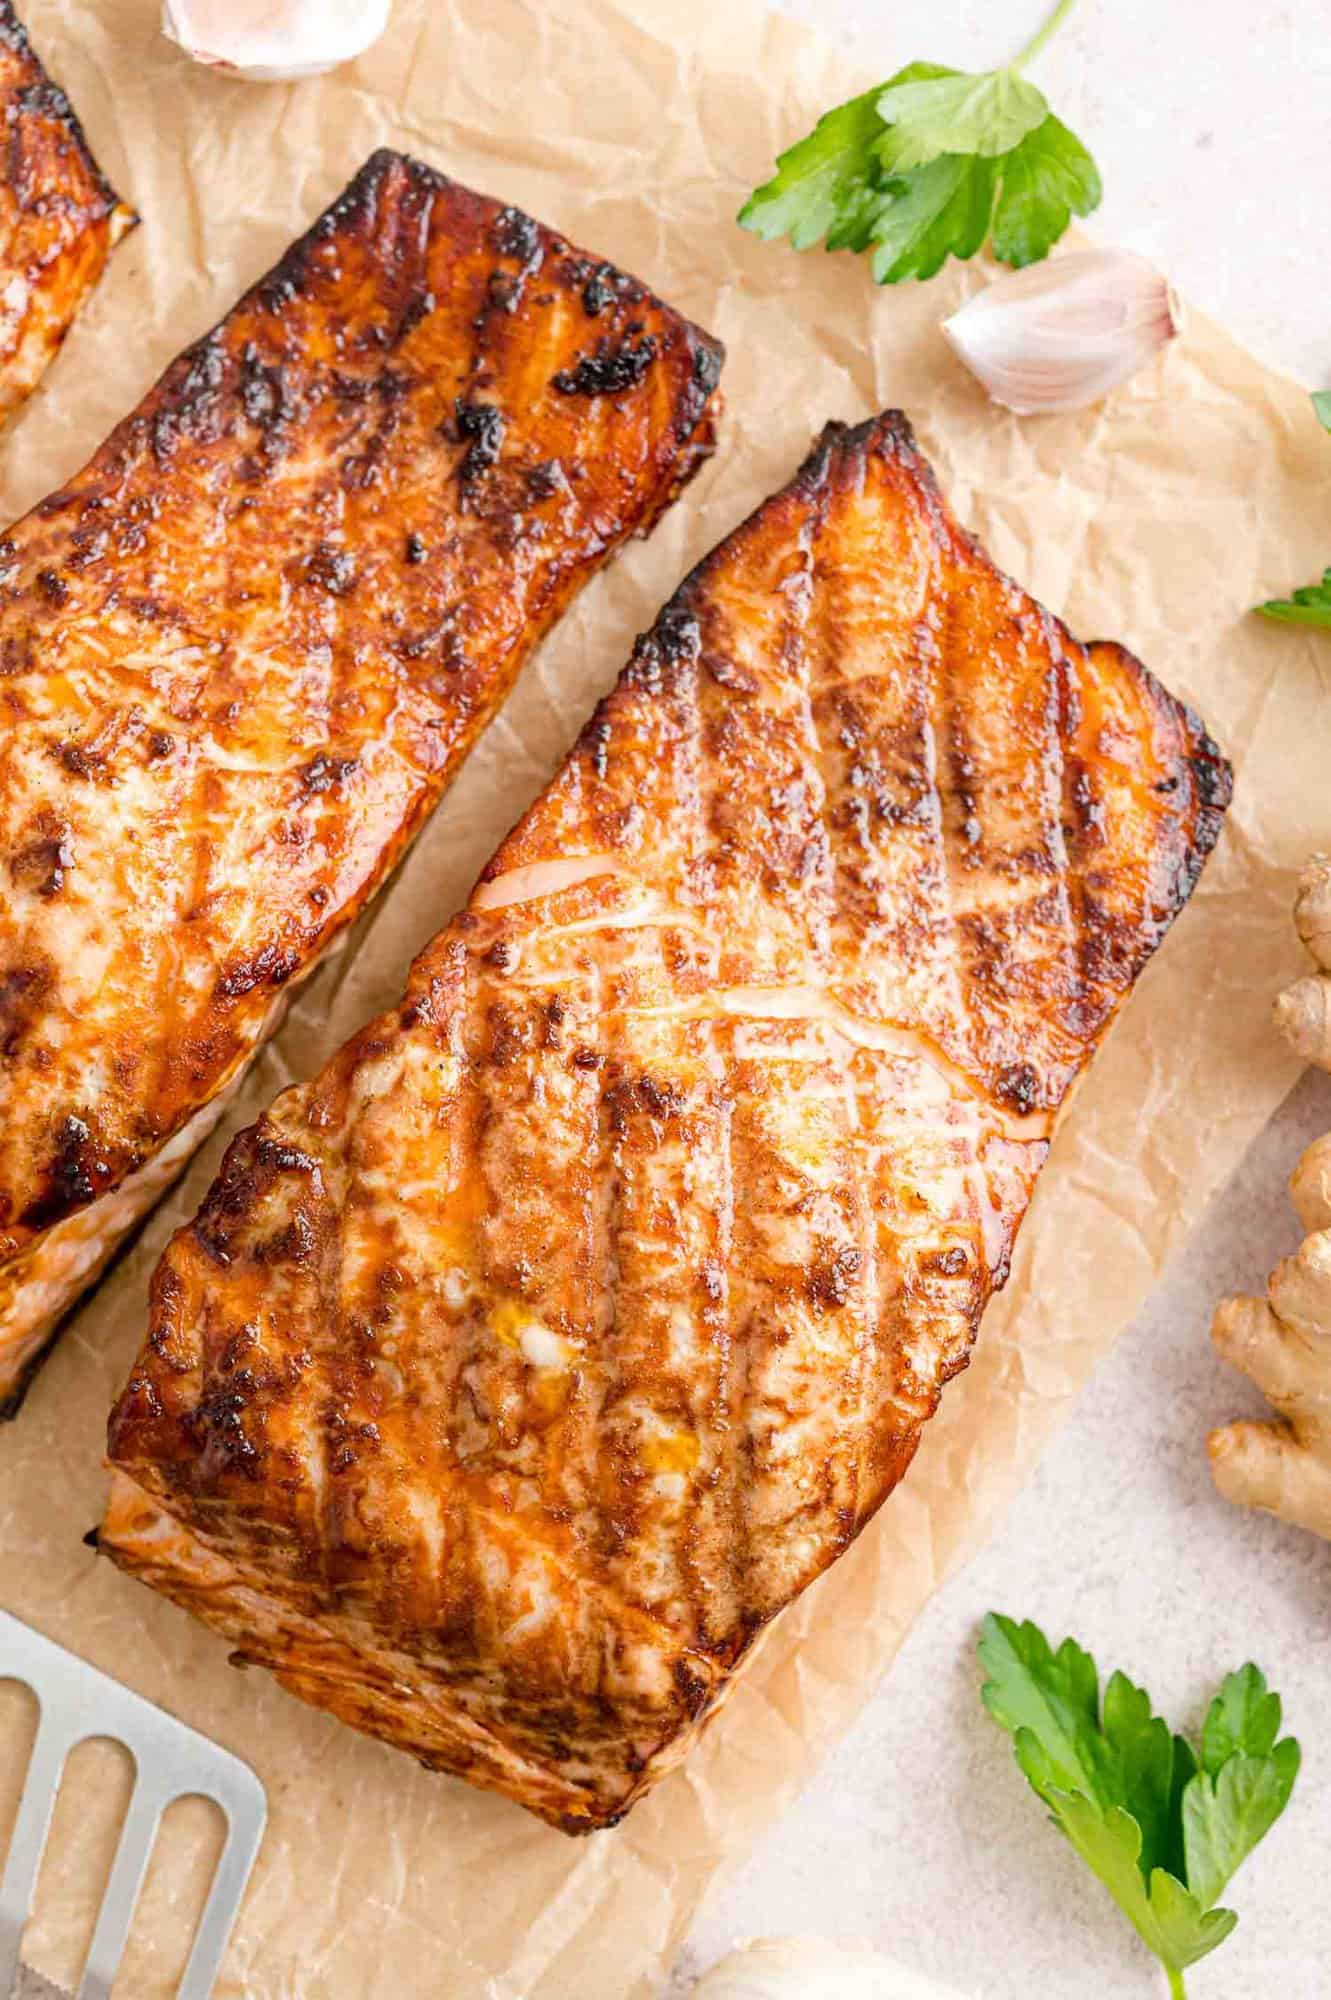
[693,1937,974,1999]
[942,249,1179,417]
[162,0,391,82]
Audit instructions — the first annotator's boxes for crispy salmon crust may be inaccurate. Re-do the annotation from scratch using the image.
[0,147,723,1411]
[104,412,1230,1831]
[0,1,135,420]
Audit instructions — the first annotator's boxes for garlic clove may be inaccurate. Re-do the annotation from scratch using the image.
[162,0,391,83]
[941,249,1179,417]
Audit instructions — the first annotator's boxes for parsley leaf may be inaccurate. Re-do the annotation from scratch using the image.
[1256,570,1331,627]
[1183,1745,1301,1910]
[870,154,999,286]
[737,64,956,265]
[978,1615,1117,1802]
[1200,1663,1283,1772]
[874,68,1048,172]
[1102,1671,1195,1883]
[990,114,1102,268]
[1312,390,1331,433]
[979,1615,1300,1995]
[1050,1790,1238,1978]
[737,88,891,256]
[1184,1668,1301,1907]
[737,1,1100,285]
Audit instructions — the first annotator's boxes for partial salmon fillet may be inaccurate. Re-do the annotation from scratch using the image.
[0,147,722,1411]
[0,2,135,419]
[104,412,1230,1831]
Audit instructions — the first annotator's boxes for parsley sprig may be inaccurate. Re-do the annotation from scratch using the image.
[979,1614,1300,1997]
[738,0,1100,285]
[1255,393,1331,627]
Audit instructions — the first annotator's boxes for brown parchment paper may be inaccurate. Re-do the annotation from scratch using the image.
[2,0,1330,1993]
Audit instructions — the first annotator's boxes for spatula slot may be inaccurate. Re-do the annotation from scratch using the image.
[0,1685,39,1878]
[28,1737,135,1994]
[120,1795,227,1998]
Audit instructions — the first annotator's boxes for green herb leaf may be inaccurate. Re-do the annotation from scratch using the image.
[1311,389,1331,433]
[1200,1664,1283,1773]
[869,154,999,286]
[736,88,891,254]
[1183,1741,1301,1908]
[990,113,1102,267]
[1049,1789,1237,1978]
[736,8,1099,284]
[1166,1731,1199,1886]
[1256,568,1331,628]
[979,1614,1299,1991]
[1183,1670,1300,1912]
[978,1615,1116,1804]
[1143,1865,1239,1975]
[1101,1671,1187,1882]
[875,67,1048,172]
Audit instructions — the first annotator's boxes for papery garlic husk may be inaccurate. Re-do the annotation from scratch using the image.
[941,249,1179,416]
[692,1937,974,1999]
[162,0,391,82]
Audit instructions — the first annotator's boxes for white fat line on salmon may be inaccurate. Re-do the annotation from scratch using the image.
[634,985,1052,1146]
[471,853,629,910]
[465,864,1051,1148]
[472,857,715,943]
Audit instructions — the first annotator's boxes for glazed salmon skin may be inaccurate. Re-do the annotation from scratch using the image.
[0,0,135,420]
[104,412,1229,1831]
[0,147,723,1413]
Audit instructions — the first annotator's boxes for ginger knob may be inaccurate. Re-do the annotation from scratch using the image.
[1209,853,1331,1536]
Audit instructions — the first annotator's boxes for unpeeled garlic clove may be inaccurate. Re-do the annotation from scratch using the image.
[162,0,391,82]
[941,249,1179,417]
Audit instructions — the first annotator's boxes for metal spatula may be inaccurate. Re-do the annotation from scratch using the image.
[0,1610,265,2000]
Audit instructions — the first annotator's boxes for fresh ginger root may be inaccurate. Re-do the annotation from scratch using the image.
[1209,854,1331,1535]
[1272,853,1331,1067]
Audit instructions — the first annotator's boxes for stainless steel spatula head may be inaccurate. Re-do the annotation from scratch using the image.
[0,1610,265,2000]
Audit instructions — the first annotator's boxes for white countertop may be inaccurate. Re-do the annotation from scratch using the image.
[676,3,1331,1995]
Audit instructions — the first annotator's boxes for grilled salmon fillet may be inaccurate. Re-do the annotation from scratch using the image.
[0,147,722,1412]
[103,412,1230,1831]
[0,2,135,420]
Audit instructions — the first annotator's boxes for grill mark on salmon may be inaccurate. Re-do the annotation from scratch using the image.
[104,411,1229,1832]
[0,147,723,1409]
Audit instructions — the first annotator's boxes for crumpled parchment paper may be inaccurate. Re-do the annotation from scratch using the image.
[2,0,1328,1994]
